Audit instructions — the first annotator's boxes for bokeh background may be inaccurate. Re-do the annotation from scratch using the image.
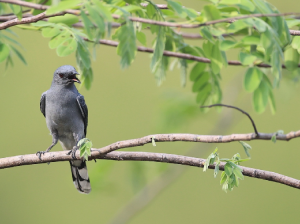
[1,0,300,223]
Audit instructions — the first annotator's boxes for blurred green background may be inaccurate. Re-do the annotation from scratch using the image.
[1,0,300,223]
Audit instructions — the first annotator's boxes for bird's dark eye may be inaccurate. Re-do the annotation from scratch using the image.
[59,73,63,78]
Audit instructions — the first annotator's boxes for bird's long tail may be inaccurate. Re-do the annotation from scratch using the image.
[69,161,91,194]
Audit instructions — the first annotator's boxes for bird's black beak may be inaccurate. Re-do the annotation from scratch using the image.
[70,73,81,84]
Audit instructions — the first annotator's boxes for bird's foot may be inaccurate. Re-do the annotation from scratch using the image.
[67,146,78,160]
[36,151,47,161]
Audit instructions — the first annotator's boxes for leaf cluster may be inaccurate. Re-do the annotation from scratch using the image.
[77,138,93,161]
[203,147,250,192]
[1,0,300,112]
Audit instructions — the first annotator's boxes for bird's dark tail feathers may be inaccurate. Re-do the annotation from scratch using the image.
[69,161,91,194]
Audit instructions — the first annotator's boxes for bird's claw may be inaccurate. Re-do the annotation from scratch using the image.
[36,151,46,161]
[67,147,78,160]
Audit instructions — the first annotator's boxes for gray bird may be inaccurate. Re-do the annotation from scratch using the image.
[38,65,91,194]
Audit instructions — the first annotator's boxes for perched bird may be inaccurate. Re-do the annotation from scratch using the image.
[38,65,91,194]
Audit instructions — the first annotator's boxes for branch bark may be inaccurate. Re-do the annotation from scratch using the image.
[1,150,300,189]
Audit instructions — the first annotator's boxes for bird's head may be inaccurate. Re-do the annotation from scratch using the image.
[53,65,81,85]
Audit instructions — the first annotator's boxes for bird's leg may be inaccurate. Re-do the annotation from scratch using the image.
[36,132,58,160]
[67,133,80,159]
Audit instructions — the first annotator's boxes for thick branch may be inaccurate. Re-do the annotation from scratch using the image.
[1,150,300,189]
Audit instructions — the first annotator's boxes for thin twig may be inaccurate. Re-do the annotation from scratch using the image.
[0,150,300,189]
[201,104,259,135]
[0,9,30,16]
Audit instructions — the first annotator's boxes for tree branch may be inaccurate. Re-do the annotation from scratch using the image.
[0,0,79,15]
[2,0,300,30]
[86,38,297,69]
[0,11,66,30]
[176,30,300,39]
[1,150,300,189]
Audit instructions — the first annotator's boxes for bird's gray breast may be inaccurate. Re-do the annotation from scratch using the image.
[45,88,84,144]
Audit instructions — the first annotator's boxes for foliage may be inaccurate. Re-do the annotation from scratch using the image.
[203,148,250,192]
[77,138,93,161]
[1,0,299,112]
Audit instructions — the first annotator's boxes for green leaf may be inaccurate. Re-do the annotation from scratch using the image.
[184,8,199,19]
[214,160,220,178]
[56,38,77,57]
[167,0,186,18]
[251,18,267,33]
[136,31,147,46]
[239,52,257,66]
[154,56,169,85]
[253,81,269,113]
[233,167,244,180]
[81,67,93,90]
[86,4,105,32]
[11,46,26,65]
[116,22,137,68]
[196,83,212,104]
[268,87,276,114]
[190,63,206,81]
[150,27,165,72]
[114,5,143,15]
[271,134,276,143]
[77,41,91,68]
[291,36,300,53]
[48,31,69,49]
[238,0,255,12]
[192,71,210,92]
[48,14,79,26]
[0,43,10,63]
[9,4,22,20]
[224,163,233,176]
[77,138,93,162]
[220,171,227,185]
[41,26,61,38]
[179,59,187,87]
[227,20,250,33]
[31,21,53,27]
[91,0,113,21]
[146,3,156,18]
[241,35,260,45]
[244,67,263,92]
[80,10,94,40]
[200,27,214,43]
[203,5,221,21]
[211,41,223,74]
[284,46,299,71]
[46,0,81,15]
[239,141,251,157]
[220,40,237,51]
[151,136,156,146]
[271,48,281,85]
